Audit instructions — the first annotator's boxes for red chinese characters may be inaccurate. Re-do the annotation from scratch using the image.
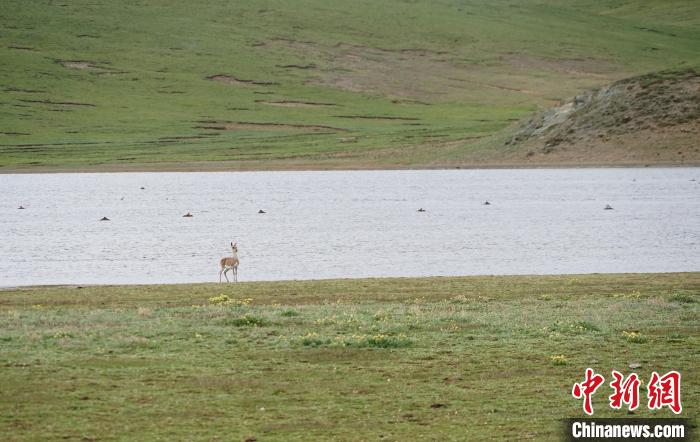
[609,370,640,410]
[572,368,606,415]
[647,371,682,414]
[572,369,682,415]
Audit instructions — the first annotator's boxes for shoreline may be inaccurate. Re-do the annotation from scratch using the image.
[3,271,699,292]
[2,160,699,174]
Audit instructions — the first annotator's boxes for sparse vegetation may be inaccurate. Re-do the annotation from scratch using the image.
[1,273,698,440]
[622,330,649,344]
[668,290,697,304]
[221,314,267,327]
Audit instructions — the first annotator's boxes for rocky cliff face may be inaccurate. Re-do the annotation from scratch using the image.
[506,69,700,164]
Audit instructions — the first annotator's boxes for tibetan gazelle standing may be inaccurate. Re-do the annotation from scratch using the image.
[219,242,239,283]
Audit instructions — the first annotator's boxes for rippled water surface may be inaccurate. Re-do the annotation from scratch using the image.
[1,168,698,286]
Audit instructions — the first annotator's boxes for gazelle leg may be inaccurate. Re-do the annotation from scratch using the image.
[224,268,230,283]
[219,268,223,283]
[233,267,237,283]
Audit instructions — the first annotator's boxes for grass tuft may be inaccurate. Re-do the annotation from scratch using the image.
[220,314,267,327]
[668,291,697,304]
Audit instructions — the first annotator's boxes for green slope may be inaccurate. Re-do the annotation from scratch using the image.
[1,0,699,170]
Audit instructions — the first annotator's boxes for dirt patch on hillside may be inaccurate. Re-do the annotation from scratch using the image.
[276,63,316,70]
[447,77,531,94]
[502,54,618,78]
[255,100,336,108]
[8,45,35,51]
[194,120,346,132]
[19,99,96,107]
[207,74,278,86]
[505,69,700,163]
[333,115,420,121]
[60,60,99,70]
[263,39,622,102]
[57,60,125,75]
[264,39,466,100]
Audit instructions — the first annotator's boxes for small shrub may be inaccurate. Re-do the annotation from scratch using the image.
[333,333,411,348]
[363,334,410,348]
[373,310,389,322]
[300,332,328,347]
[667,333,686,343]
[298,333,411,348]
[230,297,254,306]
[280,309,300,317]
[550,355,568,365]
[668,291,696,304]
[209,294,230,305]
[450,295,490,304]
[542,320,599,336]
[44,330,73,340]
[221,315,266,327]
[612,291,641,300]
[573,321,600,332]
[450,295,470,304]
[622,331,647,344]
[314,314,358,326]
[208,294,253,306]
[315,315,339,326]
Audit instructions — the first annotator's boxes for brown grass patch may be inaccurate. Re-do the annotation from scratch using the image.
[207,74,278,86]
[255,100,336,108]
[194,120,346,132]
[18,99,96,107]
[334,115,420,121]
[56,60,125,75]
[265,40,467,100]
[502,54,619,77]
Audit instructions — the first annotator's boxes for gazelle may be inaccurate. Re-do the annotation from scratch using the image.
[219,242,239,283]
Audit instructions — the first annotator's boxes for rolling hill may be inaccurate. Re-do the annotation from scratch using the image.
[503,68,699,166]
[1,0,699,171]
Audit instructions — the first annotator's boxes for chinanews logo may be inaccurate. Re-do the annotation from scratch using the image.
[566,369,691,441]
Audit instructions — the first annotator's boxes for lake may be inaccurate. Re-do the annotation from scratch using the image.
[1,168,698,286]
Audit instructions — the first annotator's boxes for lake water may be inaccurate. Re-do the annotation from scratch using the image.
[1,168,698,286]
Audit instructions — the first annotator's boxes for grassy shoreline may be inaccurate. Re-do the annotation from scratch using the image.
[1,273,698,440]
[1,159,699,174]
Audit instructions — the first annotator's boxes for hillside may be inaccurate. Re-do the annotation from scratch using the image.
[498,69,700,166]
[1,0,699,171]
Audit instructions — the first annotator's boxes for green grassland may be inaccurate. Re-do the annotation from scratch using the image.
[1,0,699,171]
[1,273,698,440]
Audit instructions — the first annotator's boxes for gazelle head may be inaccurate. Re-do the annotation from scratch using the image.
[231,241,238,253]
